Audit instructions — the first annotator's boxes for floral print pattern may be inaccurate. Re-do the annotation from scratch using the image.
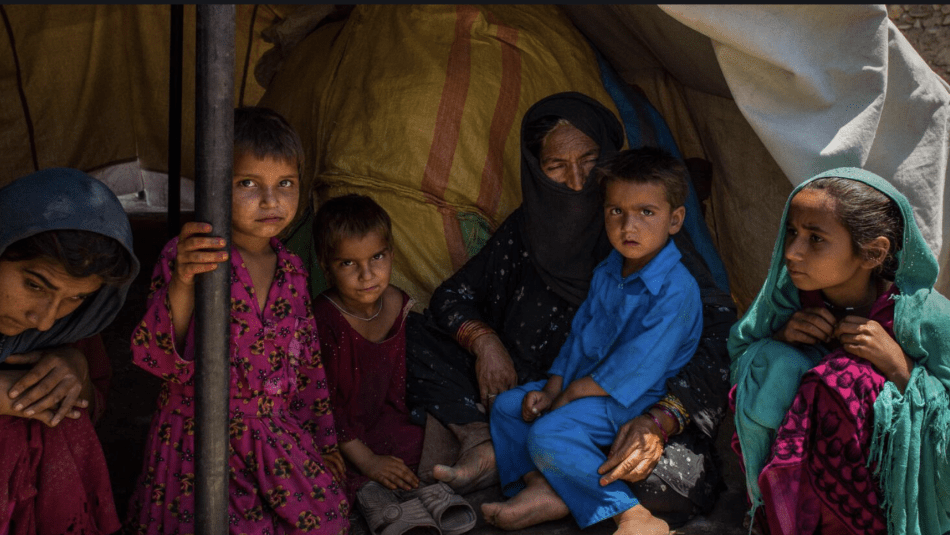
[125,237,348,535]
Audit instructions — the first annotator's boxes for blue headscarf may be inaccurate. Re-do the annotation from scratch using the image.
[0,168,140,362]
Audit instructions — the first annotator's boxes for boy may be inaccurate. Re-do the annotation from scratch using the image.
[482,147,703,535]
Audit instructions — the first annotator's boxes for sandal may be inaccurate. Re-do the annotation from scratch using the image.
[396,482,476,535]
[357,481,442,535]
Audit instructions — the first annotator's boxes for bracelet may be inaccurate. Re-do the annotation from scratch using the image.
[647,412,668,444]
[456,320,496,353]
[656,405,683,436]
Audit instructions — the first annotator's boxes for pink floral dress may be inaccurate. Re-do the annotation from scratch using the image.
[125,237,349,535]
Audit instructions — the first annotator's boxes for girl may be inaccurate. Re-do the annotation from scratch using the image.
[0,167,139,535]
[729,167,950,535]
[125,107,349,535]
[310,194,424,505]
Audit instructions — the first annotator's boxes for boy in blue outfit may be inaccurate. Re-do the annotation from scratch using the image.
[482,147,703,535]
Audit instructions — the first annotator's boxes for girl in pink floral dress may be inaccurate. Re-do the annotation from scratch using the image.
[125,107,349,535]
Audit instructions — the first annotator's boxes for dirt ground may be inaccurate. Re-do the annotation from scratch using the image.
[95,213,748,534]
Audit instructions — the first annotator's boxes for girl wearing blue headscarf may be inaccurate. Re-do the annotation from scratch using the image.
[0,168,138,535]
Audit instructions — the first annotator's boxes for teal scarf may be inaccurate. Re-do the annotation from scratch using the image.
[728,167,950,534]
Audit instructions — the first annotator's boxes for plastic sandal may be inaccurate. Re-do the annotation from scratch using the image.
[395,482,476,535]
[357,481,442,535]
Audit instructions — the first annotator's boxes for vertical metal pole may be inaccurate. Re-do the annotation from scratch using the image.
[194,5,234,534]
[168,4,183,238]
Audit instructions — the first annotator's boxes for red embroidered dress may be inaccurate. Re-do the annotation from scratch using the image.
[125,238,348,535]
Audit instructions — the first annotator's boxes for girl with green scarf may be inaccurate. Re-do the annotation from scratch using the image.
[729,168,950,535]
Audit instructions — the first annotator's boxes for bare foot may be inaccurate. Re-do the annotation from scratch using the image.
[614,504,669,535]
[432,440,498,494]
[481,472,569,530]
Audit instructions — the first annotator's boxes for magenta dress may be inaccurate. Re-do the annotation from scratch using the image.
[0,336,120,535]
[731,287,895,535]
[125,237,349,535]
[313,290,424,504]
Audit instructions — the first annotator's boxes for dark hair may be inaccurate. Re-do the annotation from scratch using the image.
[594,147,689,208]
[234,106,304,170]
[802,177,904,279]
[313,194,393,268]
[1,229,134,286]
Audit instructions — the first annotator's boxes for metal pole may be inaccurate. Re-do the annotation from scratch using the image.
[194,5,234,534]
[168,4,183,238]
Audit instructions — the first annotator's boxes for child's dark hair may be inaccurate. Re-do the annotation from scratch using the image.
[313,194,392,268]
[802,177,904,280]
[234,106,304,170]
[594,147,689,209]
[1,230,134,286]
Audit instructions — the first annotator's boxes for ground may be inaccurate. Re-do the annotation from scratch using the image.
[96,213,748,534]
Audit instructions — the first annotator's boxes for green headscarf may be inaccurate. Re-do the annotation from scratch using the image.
[728,167,950,534]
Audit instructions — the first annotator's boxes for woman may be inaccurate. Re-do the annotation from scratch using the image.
[406,91,736,527]
[0,168,139,535]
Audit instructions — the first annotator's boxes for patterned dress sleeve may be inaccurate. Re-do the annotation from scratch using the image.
[429,211,526,338]
[286,262,339,455]
[129,237,197,385]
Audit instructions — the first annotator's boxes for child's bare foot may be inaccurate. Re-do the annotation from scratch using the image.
[614,504,669,535]
[481,472,569,530]
[432,440,498,494]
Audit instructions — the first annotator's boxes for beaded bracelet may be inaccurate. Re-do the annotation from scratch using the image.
[647,412,669,444]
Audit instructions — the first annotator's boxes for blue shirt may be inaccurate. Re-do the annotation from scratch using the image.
[548,238,702,410]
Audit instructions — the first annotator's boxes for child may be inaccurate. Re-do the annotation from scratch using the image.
[729,168,950,535]
[311,194,424,505]
[125,107,349,535]
[482,147,703,535]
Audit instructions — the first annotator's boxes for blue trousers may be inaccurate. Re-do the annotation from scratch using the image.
[490,381,643,528]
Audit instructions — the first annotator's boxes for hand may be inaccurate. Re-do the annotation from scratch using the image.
[773,307,836,345]
[472,333,517,412]
[834,315,914,391]
[173,222,228,287]
[597,415,664,486]
[321,450,346,483]
[362,454,420,491]
[521,390,552,422]
[5,347,91,427]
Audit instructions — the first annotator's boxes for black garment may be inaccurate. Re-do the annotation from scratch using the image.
[407,210,575,426]
[518,92,624,306]
[405,209,736,516]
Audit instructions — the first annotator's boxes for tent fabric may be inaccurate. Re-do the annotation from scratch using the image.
[0,4,947,312]
[0,5,290,184]
[567,5,950,306]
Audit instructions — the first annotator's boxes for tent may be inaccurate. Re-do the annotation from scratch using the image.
[1,4,946,314]
[2,4,948,531]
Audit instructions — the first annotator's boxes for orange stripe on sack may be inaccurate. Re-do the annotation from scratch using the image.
[421,5,477,200]
[477,12,521,219]
[421,5,478,270]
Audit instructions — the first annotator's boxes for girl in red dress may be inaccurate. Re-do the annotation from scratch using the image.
[311,194,424,504]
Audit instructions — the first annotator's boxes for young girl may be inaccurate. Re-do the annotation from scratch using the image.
[125,107,349,535]
[310,194,424,505]
[729,167,950,535]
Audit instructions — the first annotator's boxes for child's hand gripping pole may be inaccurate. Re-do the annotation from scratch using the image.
[168,222,229,346]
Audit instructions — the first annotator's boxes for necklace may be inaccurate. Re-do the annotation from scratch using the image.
[822,278,888,321]
[325,294,383,322]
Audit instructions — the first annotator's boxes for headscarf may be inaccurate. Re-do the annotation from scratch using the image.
[0,168,140,362]
[517,91,624,306]
[728,167,950,534]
